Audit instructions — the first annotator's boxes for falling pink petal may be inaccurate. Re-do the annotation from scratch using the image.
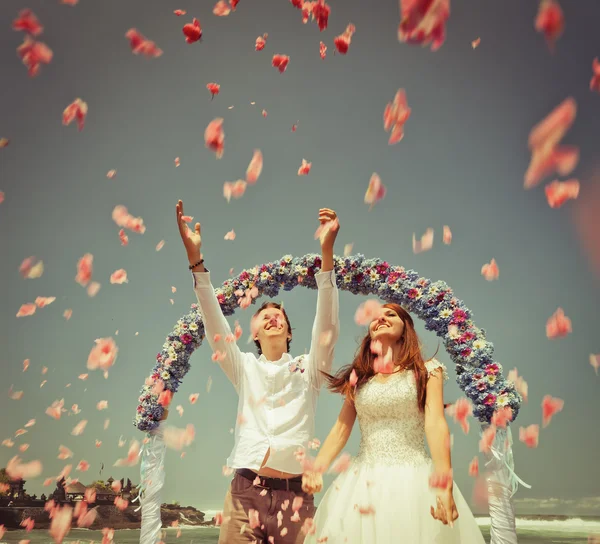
[64,309,73,320]
[413,228,434,254]
[298,158,312,176]
[519,424,539,448]
[49,504,73,543]
[163,424,196,451]
[479,425,496,453]
[58,445,73,460]
[6,456,43,479]
[19,257,44,279]
[468,456,479,477]
[545,307,572,338]
[590,353,600,375]
[272,54,290,73]
[443,225,452,244]
[156,240,165,251]
[535,0,564,50]
[481,258,499,281]
[206,82,220,98]
[397,0,450,51]
[118,229,129,246]
[113,440,140,467]
[109,269,128,285]
[327,452,351,473]
[383,89,411,144]
[62,99,88,131]
[223,179,247,202]
[491,407,513,428]
[96,400,108,411]
[88,282,100,297]
[159,390,173,407]
[76,460,90,471]
[87,337,118,371]
[364,173,386,208]
[12,9,44,36]
[46,399,65,420]
[71,420,87,436]
[447,398,473,434]
[17,303,37,317]
[319,41,327,59]
[112,204,146,234]
[125,29,163,58]
[75,254,94,287]
[189,393,199,404]
[507,367,528,402]
[224,229,236,241]
[246,149,263,183]
[541,395,564,427]
[213,0,231,16]
[354,299,384,326]
[429,469,453,490]
[472,37,481,49]
[314,218,339,245]
[16,36,53,76]
[35,296,55,308]
[107,169,117,179]
[333,23,356,54]
[524,97,578,189]
[591,58,600,93]
[544,178,580,208]
[204,118,225,158]
[255,33,268,51]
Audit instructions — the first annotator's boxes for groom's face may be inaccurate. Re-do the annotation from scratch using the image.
[252,303,292,353]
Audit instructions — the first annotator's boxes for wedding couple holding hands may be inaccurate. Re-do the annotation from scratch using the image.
[166,199,485,544]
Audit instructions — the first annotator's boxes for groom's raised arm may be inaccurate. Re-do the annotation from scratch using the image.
[307,208,340,388]
[176,201,243,390]
[192,271,243,390]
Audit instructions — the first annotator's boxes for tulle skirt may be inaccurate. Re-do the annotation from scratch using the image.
[304,460,486,544]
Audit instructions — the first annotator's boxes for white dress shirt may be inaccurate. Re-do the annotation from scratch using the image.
[192,269,340,475]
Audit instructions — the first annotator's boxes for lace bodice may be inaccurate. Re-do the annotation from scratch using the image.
[354,359,448,467]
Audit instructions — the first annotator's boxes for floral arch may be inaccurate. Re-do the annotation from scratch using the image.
[134,253,522,432]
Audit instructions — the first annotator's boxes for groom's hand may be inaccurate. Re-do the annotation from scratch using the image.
[318,208,339,253]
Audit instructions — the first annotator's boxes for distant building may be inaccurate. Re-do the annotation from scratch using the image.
[65,481,87,502]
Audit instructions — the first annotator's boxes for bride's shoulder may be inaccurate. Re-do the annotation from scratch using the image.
[424,358,449,382]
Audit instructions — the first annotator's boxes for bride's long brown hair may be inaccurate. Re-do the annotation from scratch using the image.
[322,303,438,412]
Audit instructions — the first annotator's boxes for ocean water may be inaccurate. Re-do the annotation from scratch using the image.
[1,517,599,543]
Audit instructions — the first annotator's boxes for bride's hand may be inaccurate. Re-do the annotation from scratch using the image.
[430,488,458,527]
[302,471,323,494]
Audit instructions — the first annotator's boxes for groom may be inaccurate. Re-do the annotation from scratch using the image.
[175,200,340,544]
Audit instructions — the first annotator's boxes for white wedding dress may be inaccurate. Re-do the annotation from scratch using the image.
[305,360,486,544]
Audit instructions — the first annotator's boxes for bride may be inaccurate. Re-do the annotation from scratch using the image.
[301,303,485,543]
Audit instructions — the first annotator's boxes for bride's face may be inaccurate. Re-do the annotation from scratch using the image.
[369,307,405,343]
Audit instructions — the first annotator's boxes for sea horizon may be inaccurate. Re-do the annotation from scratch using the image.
[2,513,599,543]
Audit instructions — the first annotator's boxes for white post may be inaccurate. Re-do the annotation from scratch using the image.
[137,424,167,544]
[484,426,529,544]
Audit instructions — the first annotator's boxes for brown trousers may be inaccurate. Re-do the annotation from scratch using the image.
[218,472,316,544]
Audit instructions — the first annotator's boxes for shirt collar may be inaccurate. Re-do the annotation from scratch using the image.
[258,352,293,364]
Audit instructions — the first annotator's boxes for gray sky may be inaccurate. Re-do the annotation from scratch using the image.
[1,0,599,516]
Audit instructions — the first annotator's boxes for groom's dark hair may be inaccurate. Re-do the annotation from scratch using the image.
[253,302,293,355]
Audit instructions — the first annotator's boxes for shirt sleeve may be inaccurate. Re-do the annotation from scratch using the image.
[307,269,340,389]
[192,271,242,390]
